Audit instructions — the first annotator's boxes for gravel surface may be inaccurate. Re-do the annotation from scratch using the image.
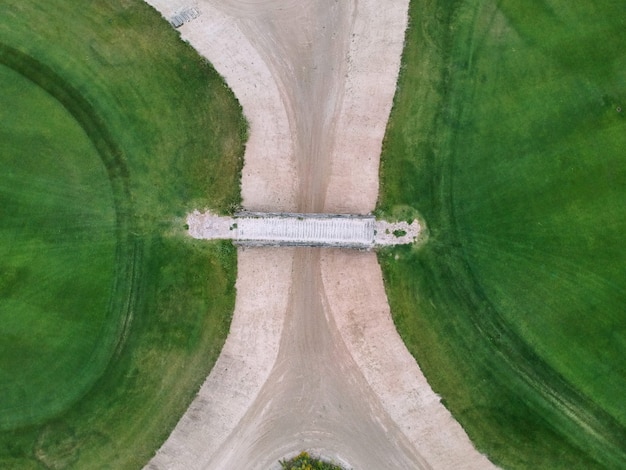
[144,1,495,468]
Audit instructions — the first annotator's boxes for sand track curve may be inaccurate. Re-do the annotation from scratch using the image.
[144,0,496,468]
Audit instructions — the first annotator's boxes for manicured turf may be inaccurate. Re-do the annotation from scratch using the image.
[0,1,244,468]
[379,0,626,468]
[0,63,118,429]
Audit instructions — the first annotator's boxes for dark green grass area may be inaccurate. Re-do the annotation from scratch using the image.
[379,0,626,468]
[0,1,244,468]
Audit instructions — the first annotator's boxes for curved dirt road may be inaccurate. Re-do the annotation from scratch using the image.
[205,248,429,469]
[233,0,353,212]
[144,0,495,468]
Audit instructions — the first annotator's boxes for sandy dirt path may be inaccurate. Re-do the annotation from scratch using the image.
[144,0,495,468]
[232,1,353,212]
[204,248,429,469]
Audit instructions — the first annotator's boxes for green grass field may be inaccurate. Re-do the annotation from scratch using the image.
[379,0,626,468]
[0,62,119,429]
[0,1,245,468]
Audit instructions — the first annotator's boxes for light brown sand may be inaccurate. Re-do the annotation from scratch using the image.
[144,0,496,468]
[321,250,494,468]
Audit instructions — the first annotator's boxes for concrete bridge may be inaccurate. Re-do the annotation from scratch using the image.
[187,211,419,249]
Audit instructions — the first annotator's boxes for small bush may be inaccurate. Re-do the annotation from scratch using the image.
[279,451,345,470]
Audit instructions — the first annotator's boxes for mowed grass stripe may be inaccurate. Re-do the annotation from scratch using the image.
[453,0,626,430]
[379,0,626,468]
[0,42,140,370]
[0,63,120,428]
[0,0,245,468]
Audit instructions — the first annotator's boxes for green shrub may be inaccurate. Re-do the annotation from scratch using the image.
[280,452,345,470]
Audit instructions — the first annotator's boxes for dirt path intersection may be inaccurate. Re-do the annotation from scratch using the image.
[143,1,495,468]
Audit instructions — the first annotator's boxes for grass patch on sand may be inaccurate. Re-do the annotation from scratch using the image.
[379,0,626,468]
[0,1,245,468]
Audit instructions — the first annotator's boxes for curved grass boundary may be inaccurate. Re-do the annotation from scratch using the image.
[378,0,626,468]
[0,1,245,467]
[0,41,139,369]
[0,60,123,429]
